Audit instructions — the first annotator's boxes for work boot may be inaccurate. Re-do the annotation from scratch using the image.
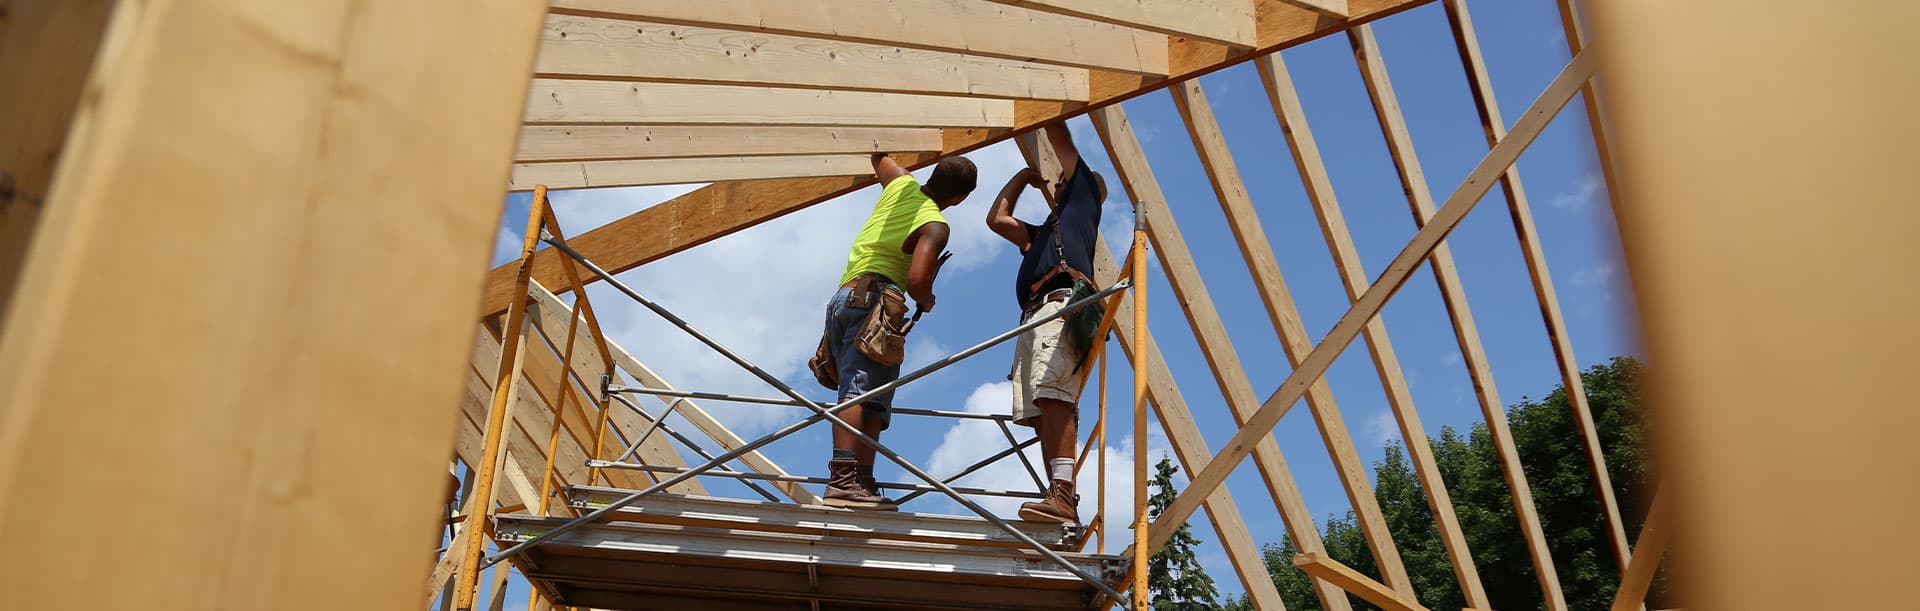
[823,459,897,510]
[1018,479,1080,524]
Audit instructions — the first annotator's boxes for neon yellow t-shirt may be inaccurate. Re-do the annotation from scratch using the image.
[840,175,947,286]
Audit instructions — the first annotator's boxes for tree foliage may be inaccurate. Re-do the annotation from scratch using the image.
[1222,356,1664,611]
[1148,455,1224,610]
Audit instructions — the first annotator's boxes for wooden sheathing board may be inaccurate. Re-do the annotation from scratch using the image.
[546,0,1172,75]
[514,126,945,163]
[475,0,1441,319]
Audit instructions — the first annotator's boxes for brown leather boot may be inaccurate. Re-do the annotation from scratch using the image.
[1018,479,1080,524]
[823,459,897,510]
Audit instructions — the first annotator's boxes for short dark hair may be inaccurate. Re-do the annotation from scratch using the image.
[921,156,978,202]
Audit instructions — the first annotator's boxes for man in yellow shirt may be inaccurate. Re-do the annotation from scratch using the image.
[818,152,975,509]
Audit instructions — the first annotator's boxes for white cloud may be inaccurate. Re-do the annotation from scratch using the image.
[922,381,1173,554]
[1363,409,1400,450]
[1550,172,1603,210]
[540,142,1030,436]
[1441,352,1462,367]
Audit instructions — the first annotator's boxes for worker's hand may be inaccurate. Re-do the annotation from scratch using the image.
[1015,167,1047,190]
[916,293,936,314]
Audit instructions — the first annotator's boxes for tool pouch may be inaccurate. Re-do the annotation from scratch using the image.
[854,284,909,367]
[808,333,839,390]
[1029,265,1104,370]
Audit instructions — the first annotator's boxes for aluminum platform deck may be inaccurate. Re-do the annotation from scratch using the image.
[494,490,1127,610]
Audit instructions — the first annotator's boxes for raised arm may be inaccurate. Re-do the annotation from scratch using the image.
[1044,123,1079,184]
[903,221,950,311]
[987,168,1044,250]
[872,152,909,185]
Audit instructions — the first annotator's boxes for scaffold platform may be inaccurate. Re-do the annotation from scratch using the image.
[493,489,1127,610]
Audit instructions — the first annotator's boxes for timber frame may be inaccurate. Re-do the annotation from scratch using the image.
[442,1,1653,610]
[23,1,1919,611]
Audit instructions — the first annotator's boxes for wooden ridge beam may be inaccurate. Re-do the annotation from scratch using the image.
[1142,49,1597,570]
[524,80,1016,128]
[514,126,942,163]
[547,0,1171,75]
[1086,107,1356,611]
[984,0,1257,48]
[510,155,874,191]
[1174,74,1425,599]
[1343,24,1497,607]
[538,15,1091,101]
[1441,0,1630,592]
[476,0,1438,318]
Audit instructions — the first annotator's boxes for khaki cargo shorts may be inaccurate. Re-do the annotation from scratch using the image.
[1011,290,1089,427]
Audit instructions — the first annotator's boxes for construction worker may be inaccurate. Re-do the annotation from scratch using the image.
[985,124,1108,524]
[813,152,976,510]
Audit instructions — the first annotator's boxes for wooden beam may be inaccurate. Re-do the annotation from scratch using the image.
[514,126,943,163]
[1295,553,1430,611]
[1611,488,1670,611]
[1086,108,1359,611]
[1273,0,1350,18]
[1173,75,1440,601]
[475,0,1437,318]
[538,15,1090,101]
[984,0,1257,48]
[524,80,1015,128]
[1141,49,1597,564]
[1441,0,1630,591]
[524,283,821,505]
[0,2,547,610]
[510,155,874,191]
[1342,23,1499,607]
[0,0,115,319]
[547,0,1171,75]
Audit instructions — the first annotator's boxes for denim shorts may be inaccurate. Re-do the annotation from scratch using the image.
[824,285,897,429]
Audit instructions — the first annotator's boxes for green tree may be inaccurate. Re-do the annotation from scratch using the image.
[1148,455,1223,610]
[1227,357,1662,611]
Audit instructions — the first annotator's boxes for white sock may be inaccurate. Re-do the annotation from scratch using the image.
[1049,458,1074,483]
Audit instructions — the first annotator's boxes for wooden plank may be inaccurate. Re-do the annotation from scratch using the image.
[1173,75,1434,600]
[1342,24,1498,607]
[510,155,874,191]
[538,15,1090,101]
[984,0,1257,48]
[1086,108,1361,611]
[0,2,548,610]
[475,0,1437,318]
[1275,0,1350,18]
[1015,135,1291,611]
[1175,70,1420,595]
[1440,0,1628,593]
[1142,49,1597,564]
[0,0,115,317]
[514,126,943,163]
[524,283,821,505]
[524,80,1015,127]
[1597,3,1920,607]
[1295,553,1430,611]
[1610,488,1670,611]
[547,0,1171,75]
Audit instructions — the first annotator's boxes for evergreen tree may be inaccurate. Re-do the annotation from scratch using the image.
[1148,455,1223,610]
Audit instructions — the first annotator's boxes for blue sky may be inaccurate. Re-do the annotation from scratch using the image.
[465,2,1637,607]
